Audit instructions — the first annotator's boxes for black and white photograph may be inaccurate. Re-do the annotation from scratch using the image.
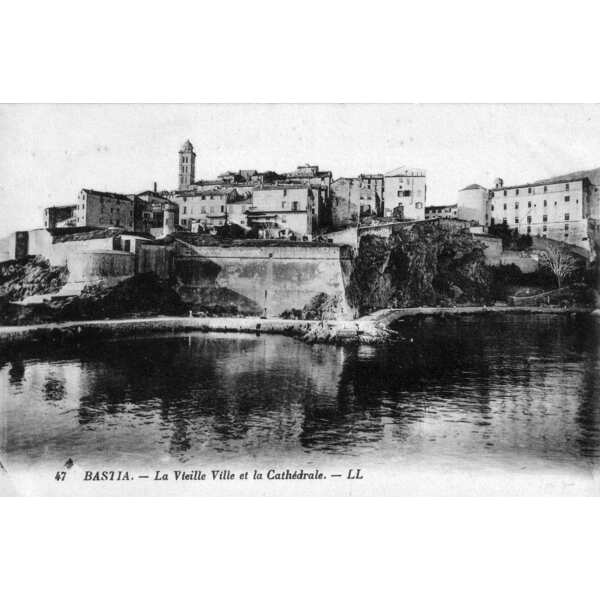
[0,104,598,496]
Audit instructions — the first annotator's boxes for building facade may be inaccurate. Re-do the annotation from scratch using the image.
[457,183,488,224]
[173,188,235,230]
[134,190,180,237]
[75,189,134,230]
[331,178,360,228]
[383,167,426,219]
[247,185,315,239]
[487,176,593,249]
[425,203,458,220]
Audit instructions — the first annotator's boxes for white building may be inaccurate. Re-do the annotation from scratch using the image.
[487,175,594,250]
[457,183,488,225]
[383,167,426,220]
[247,185,315,240]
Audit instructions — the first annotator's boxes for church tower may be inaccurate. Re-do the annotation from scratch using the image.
[178,139,196,190]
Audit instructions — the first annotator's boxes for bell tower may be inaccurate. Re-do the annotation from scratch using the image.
[178,139,196,190]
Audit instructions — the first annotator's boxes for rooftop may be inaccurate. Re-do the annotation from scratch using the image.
[492,175,590,192]
[384,166,426,177]
[171,232,343,248]
[459,183,487,191]
[82,189,133,201]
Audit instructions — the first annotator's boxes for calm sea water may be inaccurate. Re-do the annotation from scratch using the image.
[1,314,599,472]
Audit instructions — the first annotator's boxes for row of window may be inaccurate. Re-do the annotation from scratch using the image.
[511,213,570,224]
[492,219,572,234]
[491,196,575,211]
[490,183,571,198]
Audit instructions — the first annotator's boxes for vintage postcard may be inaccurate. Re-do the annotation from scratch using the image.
[0,103,598,495]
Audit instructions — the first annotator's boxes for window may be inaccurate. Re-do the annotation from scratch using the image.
[282,201,286,209]
[515,217,519,224]
[527,226,531,234]
[515,189,519,195]
[528,188,532,194]
[543,225,547,232]
[221,205,224,213]
[403,190,411,197]
[415,202,423,209]
[490,191,495,198]
[543,199,547,207]
[564,196,570,202]
[515,202,519,209]
[564,213,570,221]
[565,183,569,191]
[209,206,214,214]
[543,215,548,222]
[292,201,299,211]
[183,206,187,214]
[527,216,532,223]
[503,203,507,210]
[503,190,507,196]
[527,201,531,208]
[502,218,507,224]
[564,223,569,230]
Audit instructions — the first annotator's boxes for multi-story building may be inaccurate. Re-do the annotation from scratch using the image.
[383,167,426,219]
[456,184,488,225]
[226,195,254,229]
[331,178,360,228]
[173,188,236,230]
[75,189,134,229]
[134,189,180,237]
[487,175,593,249]
[247,185,315,239]
[425,203,458,220]
[44,205,77,229]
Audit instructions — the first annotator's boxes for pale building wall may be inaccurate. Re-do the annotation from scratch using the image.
[487,179,590,250]
[174,192,229,228]
[457,187,488,224]
[168,242,354,318]
[383,171,426,219]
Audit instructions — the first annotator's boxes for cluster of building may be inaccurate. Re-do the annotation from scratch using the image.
[28,139,600,256]
[39,140,428,243]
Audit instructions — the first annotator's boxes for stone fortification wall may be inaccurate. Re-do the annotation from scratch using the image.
[140,241,354,317]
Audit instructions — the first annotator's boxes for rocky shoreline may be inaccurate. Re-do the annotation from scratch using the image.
[0,305,596,352]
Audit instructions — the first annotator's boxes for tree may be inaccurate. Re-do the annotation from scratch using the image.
[538,245,579,289]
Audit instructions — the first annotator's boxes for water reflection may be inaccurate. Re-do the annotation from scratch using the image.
[1,315,599,468]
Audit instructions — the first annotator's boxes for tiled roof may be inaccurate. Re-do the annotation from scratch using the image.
[52,227,121,243]
[82,189,133,201]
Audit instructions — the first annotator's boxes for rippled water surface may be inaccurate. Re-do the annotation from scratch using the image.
[1,315,599,472]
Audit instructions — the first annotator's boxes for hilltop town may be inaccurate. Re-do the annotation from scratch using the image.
[0,140,599,332]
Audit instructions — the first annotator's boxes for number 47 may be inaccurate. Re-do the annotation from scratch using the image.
[55,471,66,482]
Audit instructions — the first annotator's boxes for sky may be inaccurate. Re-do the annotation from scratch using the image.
[2,103,600,238]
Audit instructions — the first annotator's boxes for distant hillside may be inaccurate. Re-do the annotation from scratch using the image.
[533,167,600,187]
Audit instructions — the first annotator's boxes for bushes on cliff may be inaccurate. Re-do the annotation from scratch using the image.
[280,292,346,320]
[0,256,68,302]
[347,224,491,314]
[52,273,188,320]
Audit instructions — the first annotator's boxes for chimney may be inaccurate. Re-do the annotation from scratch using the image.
[153,181,157,193]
